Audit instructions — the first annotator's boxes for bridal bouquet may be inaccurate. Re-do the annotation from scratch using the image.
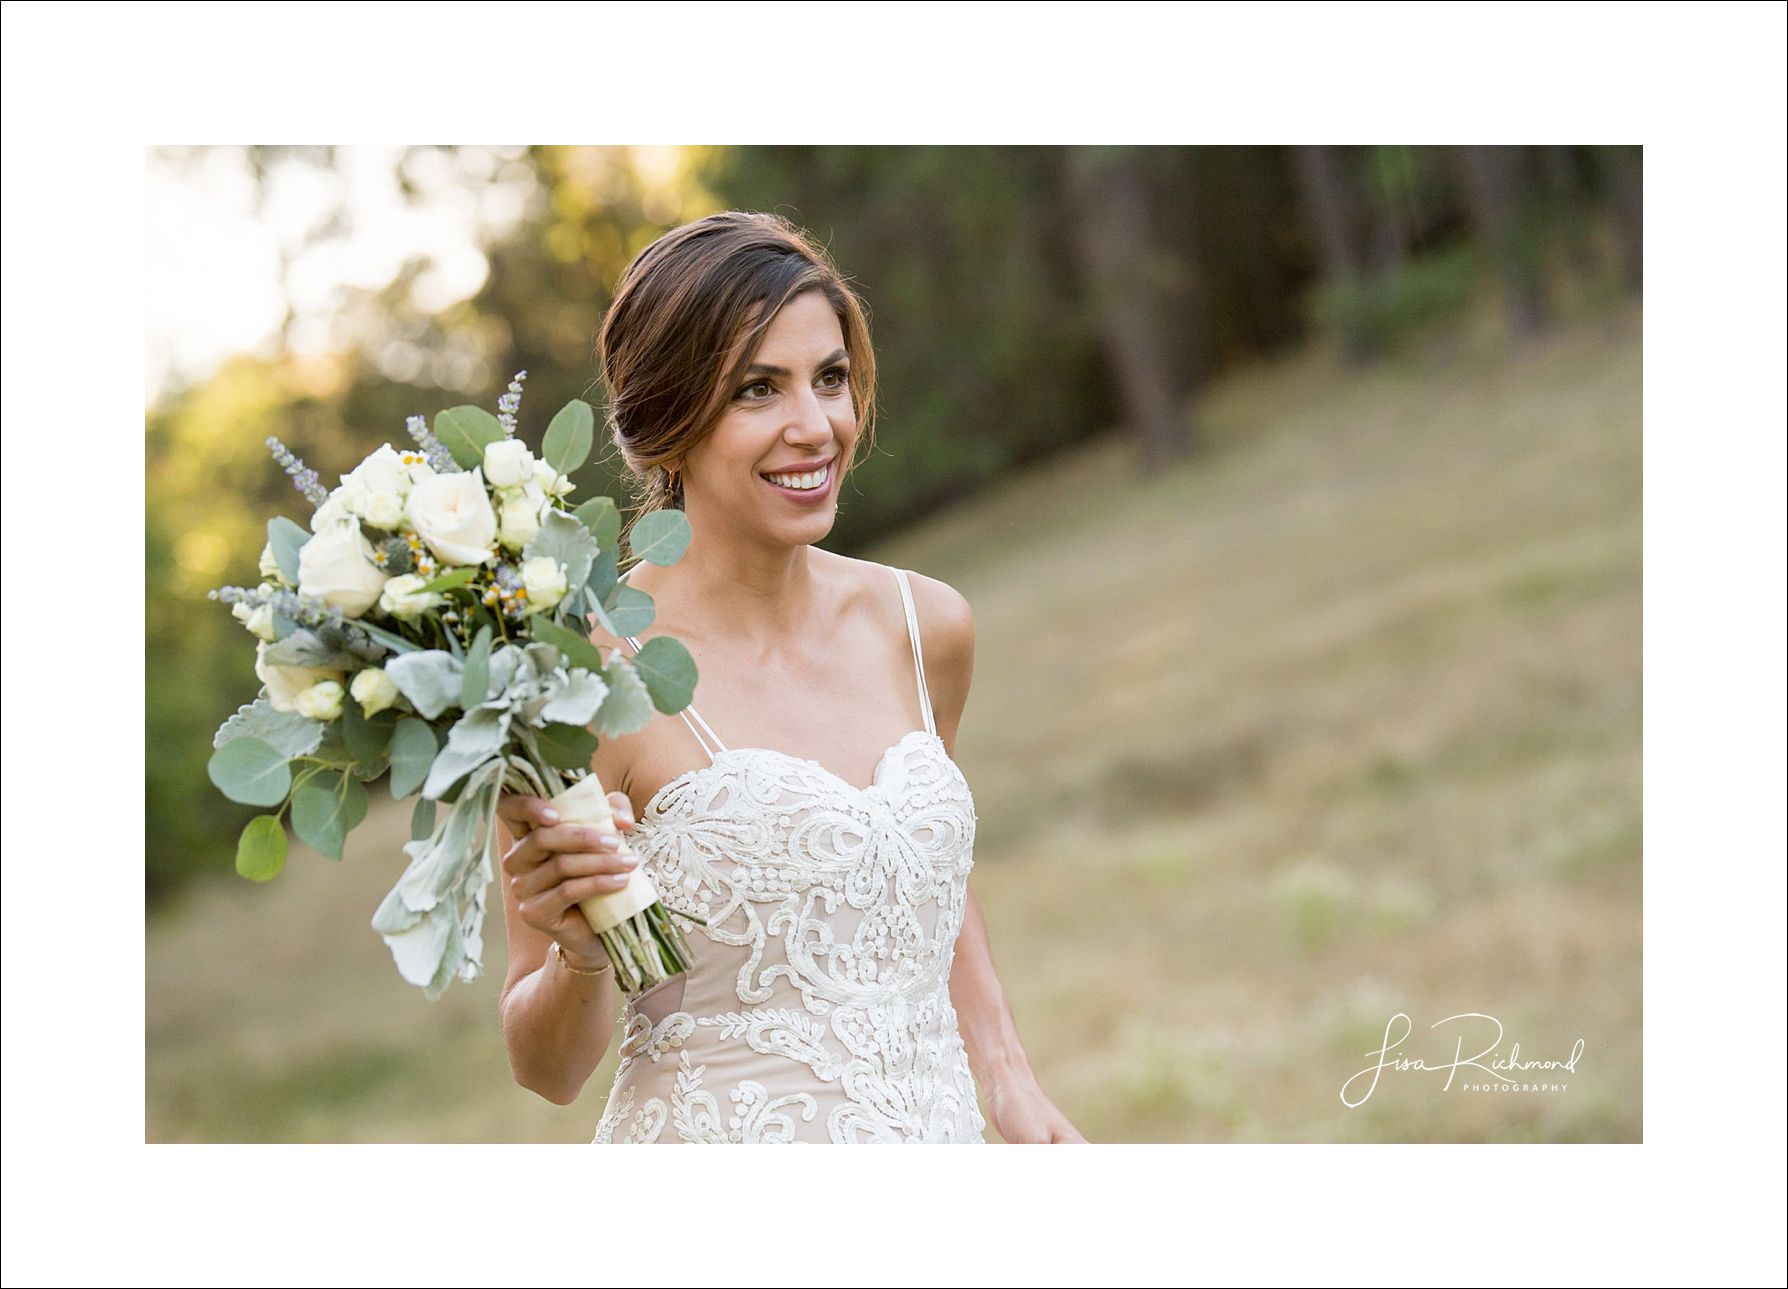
[205,372,704,999]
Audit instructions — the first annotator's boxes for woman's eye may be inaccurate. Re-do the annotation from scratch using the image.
[737,379,772,400]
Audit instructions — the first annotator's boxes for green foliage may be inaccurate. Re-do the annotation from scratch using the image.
[388,718,439,798]
[267,516,308,582]
[626,635,698,714]
[534,721,600,771]
[234,816,287,882]
[459,625,494,710]
[207,737,292,807]
[291,771,370,861]
[434,405,504,470]
[542,399,595,475]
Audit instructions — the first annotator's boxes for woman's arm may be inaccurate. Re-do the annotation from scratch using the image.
[495,805,621,1106]
[909,570,1087,1142]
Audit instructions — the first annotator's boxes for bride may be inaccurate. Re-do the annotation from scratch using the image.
[490,210,1084,1144]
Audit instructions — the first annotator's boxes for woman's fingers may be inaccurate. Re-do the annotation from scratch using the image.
[497,793,559,834]
[608,790,637,830]
[504,824,635,900]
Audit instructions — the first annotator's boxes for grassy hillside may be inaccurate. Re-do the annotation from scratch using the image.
[148,298,1641,1143]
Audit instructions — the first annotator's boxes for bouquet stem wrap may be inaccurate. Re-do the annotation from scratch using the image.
[546,773,702,993]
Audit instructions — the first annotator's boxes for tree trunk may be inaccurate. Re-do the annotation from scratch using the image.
[1060,145,1197,466]
[1454,145,1551,338]
[1293,144,1375,364]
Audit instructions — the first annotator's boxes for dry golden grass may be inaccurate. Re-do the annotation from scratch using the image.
[148,298,1641,1142]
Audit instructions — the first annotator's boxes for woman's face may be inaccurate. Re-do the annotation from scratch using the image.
[679,288,857,546]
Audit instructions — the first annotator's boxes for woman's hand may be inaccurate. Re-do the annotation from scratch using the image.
[984,1071,1088,1143]
[497,790,638,971]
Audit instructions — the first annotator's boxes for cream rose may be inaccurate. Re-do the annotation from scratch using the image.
[297,517,389,617]
[498,488,542,550]
[255,640,346,714]
[483,439,534,488]
[342,444,411,497]
[378,573,444,621]
[405,469,498,566]
[531,456,576,497]
[233,600,276,642]
[294,679,345,722]
[521,555,569,611]
[350,667,401,717]
[258,542,281,580]
[310,488,354,532]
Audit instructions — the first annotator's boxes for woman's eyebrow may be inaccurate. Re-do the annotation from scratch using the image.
[745,348,848,378]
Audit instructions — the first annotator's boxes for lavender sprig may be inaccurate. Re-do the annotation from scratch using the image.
[496,369,528,437]
[406,415,457,473]
[210,584,372,645]
[265,436,329,506]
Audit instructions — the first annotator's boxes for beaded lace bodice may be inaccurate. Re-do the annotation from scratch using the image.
[589,564,987,1144]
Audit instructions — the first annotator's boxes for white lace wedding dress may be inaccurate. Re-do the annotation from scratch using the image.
[589,564,988,1144]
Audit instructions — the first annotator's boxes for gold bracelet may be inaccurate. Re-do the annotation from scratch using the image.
[554,940,612,977]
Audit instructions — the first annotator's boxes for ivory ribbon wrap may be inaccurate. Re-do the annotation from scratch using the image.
[547,773,661,934]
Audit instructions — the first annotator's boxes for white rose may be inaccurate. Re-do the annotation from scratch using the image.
[297,517,389,617]
[498,488,542,550]
[399,451,437,486]
[310,488,354,532]
[255,640,346,714]
[405,469,498,566]
[258,542,281,580]
[379,573,445,621]
[246,604,275,641]
[520,555,569,612]
[343,444,411,498]
[362,490,405,531]
[530,457,575,497]
[350,666,401,717]
[233,601,276,642]
[483,439,534,488]
[294,679,346,722]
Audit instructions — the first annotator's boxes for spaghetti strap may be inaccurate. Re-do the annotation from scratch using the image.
[615,560,728,764]
[892,567,938,737]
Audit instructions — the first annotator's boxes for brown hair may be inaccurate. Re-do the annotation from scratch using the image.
[597,210,878,559]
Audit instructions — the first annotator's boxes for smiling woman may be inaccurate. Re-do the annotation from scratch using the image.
[489,209,1085,1144]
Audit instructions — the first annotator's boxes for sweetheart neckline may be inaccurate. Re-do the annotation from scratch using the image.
[639,727,949,821]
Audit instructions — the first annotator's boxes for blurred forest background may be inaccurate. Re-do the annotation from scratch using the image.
[146,144,1642,1142]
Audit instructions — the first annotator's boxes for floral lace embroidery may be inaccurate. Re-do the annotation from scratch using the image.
[590,730,987,1144]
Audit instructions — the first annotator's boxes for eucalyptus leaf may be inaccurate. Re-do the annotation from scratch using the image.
[583,544,618,614]
[627,634,699,714]
[534,721,599,772]
[291,772,370,862]
[602,583,656,637]
[628,508,691,565]
[542,399,595,475]
[268,515,309,584]
[389,717,439,798]
[342,697,399,764]
[460,625,493,710]
[572,495,620,550]
[208,737,293,807]
[236,815,287,882]
[213,698,324,758]
[528,616,606,673]
[434,405,505,471]
[410,795,438,841]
